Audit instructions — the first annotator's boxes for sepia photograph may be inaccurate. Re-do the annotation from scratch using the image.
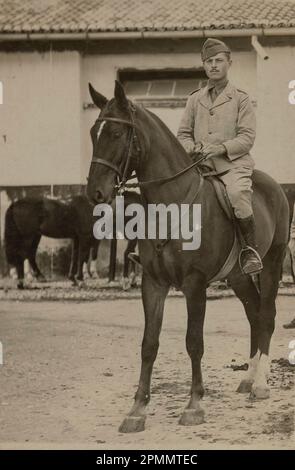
[0,0,294,457]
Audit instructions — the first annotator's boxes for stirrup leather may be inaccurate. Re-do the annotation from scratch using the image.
[239,246,263,275]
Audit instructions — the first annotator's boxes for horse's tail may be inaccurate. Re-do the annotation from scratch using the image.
[4,203,22,266]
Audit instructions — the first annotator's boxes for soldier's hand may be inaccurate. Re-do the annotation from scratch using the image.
[202,144,226,159]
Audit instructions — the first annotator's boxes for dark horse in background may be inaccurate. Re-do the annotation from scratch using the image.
[87,81,289,433]
[5,192,140,289]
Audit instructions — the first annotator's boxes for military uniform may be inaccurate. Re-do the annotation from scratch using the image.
[177,80,256,218]
[177,37,263,274]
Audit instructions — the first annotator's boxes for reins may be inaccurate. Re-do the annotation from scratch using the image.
[91,107,207,192]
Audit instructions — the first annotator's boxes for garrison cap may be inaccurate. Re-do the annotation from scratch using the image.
[201,38,231,61]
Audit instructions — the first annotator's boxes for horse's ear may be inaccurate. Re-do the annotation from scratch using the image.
[114,80,128,110]
[88,83,108,109]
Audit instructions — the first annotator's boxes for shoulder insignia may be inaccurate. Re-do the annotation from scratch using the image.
[236,88,248,95]
[189,87,201,96]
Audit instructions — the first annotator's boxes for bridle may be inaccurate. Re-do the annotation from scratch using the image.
[90,104,207,194]
[91,105,142,194]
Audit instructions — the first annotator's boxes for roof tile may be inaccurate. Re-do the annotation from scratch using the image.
[0,0,295,34]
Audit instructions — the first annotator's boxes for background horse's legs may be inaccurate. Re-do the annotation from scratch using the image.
[28,235,46,281]
[122,239,137,290]
[16,257,25,289]
[229,268,261,393]
[179,274,206,426]
[76,237,91,281]
[89,240,100,278]
[251,243,286,399]
[68,238,79,282]
[119,274,169,433]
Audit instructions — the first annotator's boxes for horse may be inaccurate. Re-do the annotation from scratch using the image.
[5,193,140,289]
[86,81,289,433]
[4,195,97,288]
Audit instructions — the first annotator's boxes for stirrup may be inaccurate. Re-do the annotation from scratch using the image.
[239,246,263,275]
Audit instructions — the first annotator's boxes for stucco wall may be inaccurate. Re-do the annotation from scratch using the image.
[255,46,295,183]
[0,50,82,186]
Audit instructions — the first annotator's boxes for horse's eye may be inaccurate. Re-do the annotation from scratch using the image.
[113,131,122,139]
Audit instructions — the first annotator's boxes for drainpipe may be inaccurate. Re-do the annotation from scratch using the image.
[251,35,269,60]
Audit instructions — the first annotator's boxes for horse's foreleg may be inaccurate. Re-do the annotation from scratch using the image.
[119,274,169,433]
[68,238,78,281]
[179,275,206,426]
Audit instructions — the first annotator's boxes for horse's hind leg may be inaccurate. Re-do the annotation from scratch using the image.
[119,274,169,433]
[250,244,286,399]
[229,269,260,393]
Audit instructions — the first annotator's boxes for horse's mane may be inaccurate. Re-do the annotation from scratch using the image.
[134,103,190,159]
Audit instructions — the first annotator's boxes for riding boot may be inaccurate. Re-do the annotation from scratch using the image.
[237,215,263,275]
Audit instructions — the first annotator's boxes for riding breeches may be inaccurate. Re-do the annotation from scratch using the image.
[218,167,253,219]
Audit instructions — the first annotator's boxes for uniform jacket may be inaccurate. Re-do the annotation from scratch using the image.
[177,81,256,173]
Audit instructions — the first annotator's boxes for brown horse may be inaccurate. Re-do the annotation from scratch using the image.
[87,81,289,433]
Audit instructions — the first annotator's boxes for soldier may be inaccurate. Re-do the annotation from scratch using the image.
[177,37,263,275]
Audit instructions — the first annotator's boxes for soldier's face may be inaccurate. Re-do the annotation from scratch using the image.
[203,52,232,81]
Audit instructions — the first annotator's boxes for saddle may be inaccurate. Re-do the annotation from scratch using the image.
[200,169,240,283]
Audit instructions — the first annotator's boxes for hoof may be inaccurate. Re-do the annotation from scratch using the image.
[237,380,254,394]
[17,282,24,290]
[90,271,99,279]
[118,415,146,433]
[250,385,270,400]
[179,408,205,426]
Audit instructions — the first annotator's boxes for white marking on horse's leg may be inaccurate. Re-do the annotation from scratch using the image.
[90,260,97,274]
[254,353,270,385]
[82,262,90,279]
[251,353,270,398]
[10,267,18,280]
[244,351,260,382]
[24,259,33,281]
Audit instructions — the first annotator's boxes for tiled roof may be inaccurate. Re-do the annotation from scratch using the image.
[0,0,295,34]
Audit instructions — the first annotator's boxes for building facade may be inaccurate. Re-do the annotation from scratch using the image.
[0,0,295,275]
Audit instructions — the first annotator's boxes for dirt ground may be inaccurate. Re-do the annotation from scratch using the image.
[0,295,294,450]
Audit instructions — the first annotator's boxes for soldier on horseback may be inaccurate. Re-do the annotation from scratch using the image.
[177,38,263,275]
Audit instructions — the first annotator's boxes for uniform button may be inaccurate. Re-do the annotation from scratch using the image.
[209,110,214,116]
[208,131,212,134]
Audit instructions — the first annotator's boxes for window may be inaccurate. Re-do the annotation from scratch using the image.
[118,69,207,108]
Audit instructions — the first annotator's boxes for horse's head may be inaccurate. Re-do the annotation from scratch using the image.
[87,81,141,205]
